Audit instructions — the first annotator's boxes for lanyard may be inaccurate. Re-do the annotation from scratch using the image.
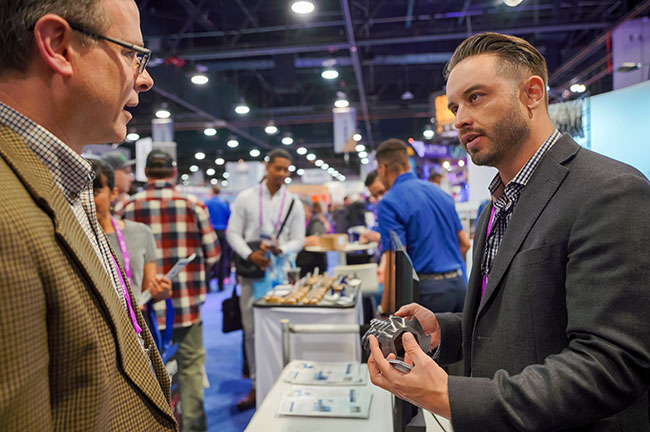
[259,183,288,234]
[111,216,132,283]
[481,206,497,297]
[111,254,142,334]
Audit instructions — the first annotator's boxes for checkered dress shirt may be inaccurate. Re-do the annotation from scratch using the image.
[122,181,219,329]
[481,129,562,279]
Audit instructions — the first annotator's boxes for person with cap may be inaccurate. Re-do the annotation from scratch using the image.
[102,149,135,209]
[122,149,219,432]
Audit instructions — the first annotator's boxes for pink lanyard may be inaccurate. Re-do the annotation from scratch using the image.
[259,184,288,234]
[111,254,142,334]
[111,216,132,283]
[481,206,497,297]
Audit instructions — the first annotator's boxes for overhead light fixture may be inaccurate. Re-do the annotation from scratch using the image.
[296,146,307,155]
[297,169,305,176]
[306,153,316,161]
[190,73,209,85]
[264,156,270,162]
[206,168,216,176]
[227,137,239,148]
[353,133,362,142]
[249,149,261,157]
[327,168,335,174]
[401,90,414,101]
[423,125,435,140]
[442,161,451,170]
[126,131,140,142]
[221,180,229,187]
[458,160,466,167]
[569,83,586,93]
[503,0,523,6]
[181,174,189,181]
[315,159,324,167]
[321,68,339,80]
[339,175,346,181]
[288,165,296,172]
[281,134,294,145]
[264,121,278,135]
[334,93,349,108]
[203,127,217,136]
[155,103,171,119]
[291,1,315,14]
[215,157,225,166]
[194,151,206,160]
[223,172,230,179]
[321,163,329,170]
[355,144,365,152]
[210,178,218,185]
[189,165,199,173]
[358,151,368,158]
[234,98,250,115]
[285,177,293,184]
[361,158,369,165]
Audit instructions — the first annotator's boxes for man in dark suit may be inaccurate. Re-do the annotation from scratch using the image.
[368,32,650,431]
[0,0,176,430]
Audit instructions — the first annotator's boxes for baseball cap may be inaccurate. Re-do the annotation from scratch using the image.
[102,150,135,170]
[146,150,175,169]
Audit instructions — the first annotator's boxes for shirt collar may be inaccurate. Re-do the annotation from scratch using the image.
[261,179,286,199]
[488,129,561,202]
[0,101,93,202]
[146,180,175,190]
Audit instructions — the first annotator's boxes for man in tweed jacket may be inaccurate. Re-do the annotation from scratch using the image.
[0,0,177,430]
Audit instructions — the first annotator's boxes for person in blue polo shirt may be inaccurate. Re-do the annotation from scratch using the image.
[375,138,470,314]
[205,185,232,291]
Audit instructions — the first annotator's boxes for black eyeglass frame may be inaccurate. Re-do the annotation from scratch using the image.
[68,22,151,74]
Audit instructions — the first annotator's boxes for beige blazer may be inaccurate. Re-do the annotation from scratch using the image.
[0,125,177,431]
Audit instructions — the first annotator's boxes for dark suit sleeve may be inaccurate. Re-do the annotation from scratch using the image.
[448,172,650,431]
[435,312,463,365]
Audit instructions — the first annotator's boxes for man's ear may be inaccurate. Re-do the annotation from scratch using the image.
[522,75,546,110]
[32,14,76,77]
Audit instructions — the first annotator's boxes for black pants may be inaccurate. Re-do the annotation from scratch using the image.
[215,230,231,291]
[418,275,466,313]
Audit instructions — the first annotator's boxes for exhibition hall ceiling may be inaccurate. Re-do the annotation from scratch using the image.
[125,0,650,178]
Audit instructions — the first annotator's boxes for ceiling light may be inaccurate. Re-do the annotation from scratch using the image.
[458,160,465,167]
[296,146,307,155]
[264,121,278,135]
[181,174,189,181]
[327,168,335,174]
[306,153,316,161]
[355,144,366,152]
[206,168,216,176]
[321,163,329,170]
[227,137,239,148]
[353,133,362,142]
[569,83,586,93]
[297,169,305,176]
[442,161,451,169]
[401,90,414,101]
[215,157,225,165]
[503,0,523,6]
[264,156,270,162]
[285,177,293,184]
[361,158,369,165]
[423,125,435,140]
[249,149,261,157]
[221,180,229,187]
[289,165,296,172]
[189,165,199,173]
[191,74,209,85]
[334,98,349,108]
[194,151,206,160]
[358,151,368,158]
[223,172,230,179]
[155,107,171,119]
[291,1,315,14]
[203,127,217,136]
[210,178,218,185]
[339,175,346,181]
[234,98,250,115]
[315,159,324,167]
[126,132,140,142]
[321,68,339,80]
[281,134,294,145]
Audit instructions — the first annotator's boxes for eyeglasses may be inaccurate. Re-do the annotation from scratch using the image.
[68,22,151,74]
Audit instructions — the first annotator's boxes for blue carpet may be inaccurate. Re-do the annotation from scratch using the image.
[203,282,255,432]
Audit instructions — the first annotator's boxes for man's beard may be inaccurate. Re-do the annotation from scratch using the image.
[465,104,530,168]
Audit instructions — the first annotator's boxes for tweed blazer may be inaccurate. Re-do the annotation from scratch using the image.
[436,135,650,431]
[0,125,177,431]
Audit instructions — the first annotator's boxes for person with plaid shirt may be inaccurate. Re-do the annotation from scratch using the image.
[122,150,219,432]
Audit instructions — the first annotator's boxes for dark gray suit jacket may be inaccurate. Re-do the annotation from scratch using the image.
[436,134,650,431]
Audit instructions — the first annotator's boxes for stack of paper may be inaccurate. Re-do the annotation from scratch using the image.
[277,387,372,419]
[283,361,367,385]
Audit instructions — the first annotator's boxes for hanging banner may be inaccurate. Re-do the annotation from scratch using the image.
[333,107,357,153]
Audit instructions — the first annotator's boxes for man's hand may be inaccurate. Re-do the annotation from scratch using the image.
[148,275,172,301]
[394,303,441,351]
[259,242,282,256]
[367,333,451,419]
[248,249,271,269]
[360,230,381,244]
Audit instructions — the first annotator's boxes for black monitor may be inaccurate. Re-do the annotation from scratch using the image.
[387,232,425,432]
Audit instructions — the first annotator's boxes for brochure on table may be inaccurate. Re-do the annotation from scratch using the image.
[278,387,373,419]
[284,361,367,386]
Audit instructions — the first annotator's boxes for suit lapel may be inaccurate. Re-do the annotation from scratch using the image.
[476,135,579,318]
[0,126,173,419]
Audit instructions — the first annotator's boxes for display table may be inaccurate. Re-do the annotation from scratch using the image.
[245,360,453,432]
[305,241,378,265]
[254,291,363,407]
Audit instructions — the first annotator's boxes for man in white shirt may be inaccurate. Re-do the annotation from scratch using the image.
[226,148,305,410]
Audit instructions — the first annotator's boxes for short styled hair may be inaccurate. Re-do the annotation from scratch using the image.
[445,32,549,104]
[90,158,115,191]
[0,0,108,73]
[375,139,410,173]
[267,148,292,164]
[364,170,378,188]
